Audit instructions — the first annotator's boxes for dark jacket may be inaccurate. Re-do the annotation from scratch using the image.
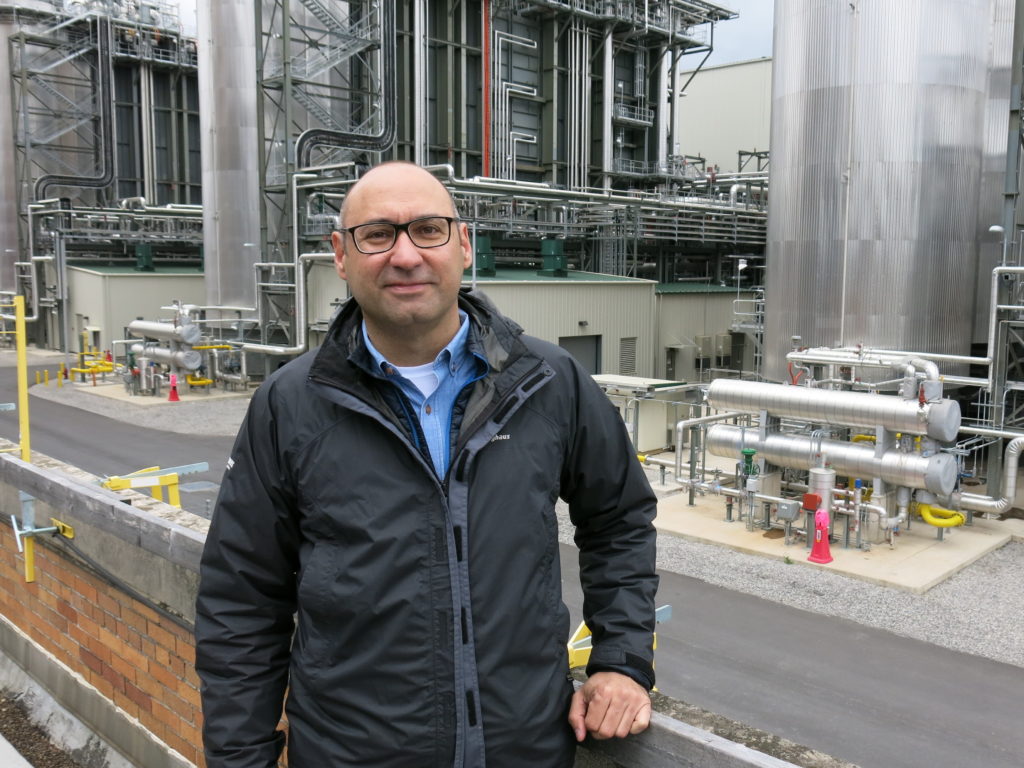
[195,290,658,768]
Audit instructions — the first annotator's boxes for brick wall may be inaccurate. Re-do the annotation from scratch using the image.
[0,522,203,766]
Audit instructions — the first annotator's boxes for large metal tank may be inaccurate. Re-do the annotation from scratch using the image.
[197,0,261,309]
[764,0,993,380]
[0,1,57,291]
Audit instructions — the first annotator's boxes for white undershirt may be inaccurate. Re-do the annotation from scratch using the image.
[394,361,440,398]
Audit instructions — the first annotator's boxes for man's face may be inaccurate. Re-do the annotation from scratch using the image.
[331,165,471,342]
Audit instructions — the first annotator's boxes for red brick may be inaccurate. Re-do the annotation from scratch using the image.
[90,673,115,702]
[108,652,139,685]
[124,680,152,713]
[121,606,147,634]
[71,575,98,605]
[147,660,179,692]
[152,700,183,732]
[79,647,104,675]
[147,620,176,651]
[97,592,121,620]
[163,729,199,766]
[98,661,125,694]
[57,602,79,624]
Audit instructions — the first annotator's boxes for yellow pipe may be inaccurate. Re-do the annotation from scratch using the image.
[916,503,966,528]
[192,344,233,350]
[852,434,876,443]
[15,296,29,462]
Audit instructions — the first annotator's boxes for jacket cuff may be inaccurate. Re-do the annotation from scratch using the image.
[586,650,655,691]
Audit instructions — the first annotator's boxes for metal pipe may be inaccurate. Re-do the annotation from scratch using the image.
[127,320,201,345]
[129,343,201,371]
[241,174,317,355]
[954,437,1024,513]
[706,424,959,496]
[672,411,743,480]
[706,379,961,442]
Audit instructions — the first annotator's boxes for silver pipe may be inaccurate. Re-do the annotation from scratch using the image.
[128,320,201,345]
[706,424,959,496]
[129,343,201,371]
[706,379,961,442]
[954,437,1024,513]
[241,174,316,355]
[673,411,744,480]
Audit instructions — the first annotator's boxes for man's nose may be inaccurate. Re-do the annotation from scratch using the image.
[388,229,425,267]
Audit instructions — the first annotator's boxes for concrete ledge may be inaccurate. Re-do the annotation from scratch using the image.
[577,709,801,768]
[0,615,188,768]
[0,453,205,573]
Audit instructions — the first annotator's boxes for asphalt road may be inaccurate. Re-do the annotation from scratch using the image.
[0,364,233,517]
[3,362,1022,768]
[559,547,1024,768]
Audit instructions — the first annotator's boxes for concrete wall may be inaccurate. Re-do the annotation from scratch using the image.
[68,268,206,354]
[467,280,658,377]
[676,58,772,172]
[0,446,798,768]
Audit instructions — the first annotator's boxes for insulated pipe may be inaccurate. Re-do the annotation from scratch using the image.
[954,437,1024,514]
[129,343,201,371]
[127,320,201,345]
[706,379,961,442]
[917,504,966,527]
[706,424,960,496]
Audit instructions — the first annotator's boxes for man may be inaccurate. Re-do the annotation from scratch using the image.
[195,162,659,767]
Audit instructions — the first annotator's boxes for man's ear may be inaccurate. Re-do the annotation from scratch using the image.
[331,230,347,279]
[459,222,472,270]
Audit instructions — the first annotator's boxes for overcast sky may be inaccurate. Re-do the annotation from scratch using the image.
[702,0,775,67]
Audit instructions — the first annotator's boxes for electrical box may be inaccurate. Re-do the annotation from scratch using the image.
[776,500,801,521]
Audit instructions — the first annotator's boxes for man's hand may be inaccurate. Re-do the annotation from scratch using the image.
[567,670,652,742]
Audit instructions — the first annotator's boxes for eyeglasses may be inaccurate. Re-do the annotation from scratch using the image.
[343,216,458,255]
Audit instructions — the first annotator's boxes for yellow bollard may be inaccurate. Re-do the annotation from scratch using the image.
[44,370,49,386]
[57,363,63,388]
[35,371,40,386]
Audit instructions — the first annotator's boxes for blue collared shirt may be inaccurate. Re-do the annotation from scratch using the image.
[363,312,481,477]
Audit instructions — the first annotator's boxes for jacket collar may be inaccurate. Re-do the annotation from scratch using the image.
[308,289,527,390]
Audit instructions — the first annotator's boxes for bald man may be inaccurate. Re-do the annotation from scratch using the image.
[196,162,659,768]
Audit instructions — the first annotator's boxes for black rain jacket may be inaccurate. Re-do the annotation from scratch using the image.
[195,289,658,768]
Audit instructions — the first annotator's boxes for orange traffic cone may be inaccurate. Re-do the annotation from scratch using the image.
[168,373,180,402]
[808,507,833,564]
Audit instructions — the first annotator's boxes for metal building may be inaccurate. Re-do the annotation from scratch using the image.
[196,0,768,357]
[0,0,203,351]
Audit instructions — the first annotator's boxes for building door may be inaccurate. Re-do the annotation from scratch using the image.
[559,334,601,374]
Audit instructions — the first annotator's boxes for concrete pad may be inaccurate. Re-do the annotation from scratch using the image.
[35,377,250,407]
[653,484,1019,594]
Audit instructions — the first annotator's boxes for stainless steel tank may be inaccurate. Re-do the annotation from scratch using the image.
[764,0,993,380]
[0,2,56,291]
[197,0,261,309]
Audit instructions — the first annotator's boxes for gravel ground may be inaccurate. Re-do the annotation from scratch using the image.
[0,694,80,768]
